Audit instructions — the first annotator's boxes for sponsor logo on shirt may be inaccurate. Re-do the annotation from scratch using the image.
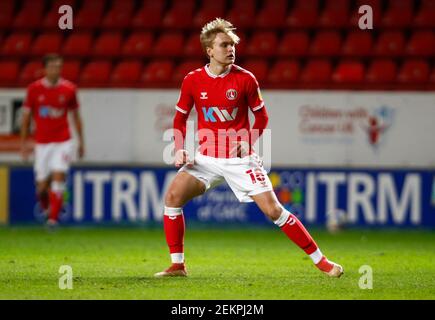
[39,106,65,119]
[200,92,208,100]
[202,107,238,122]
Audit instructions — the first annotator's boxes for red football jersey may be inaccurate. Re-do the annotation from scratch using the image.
[23,78,79,143]
[176,64,264,158]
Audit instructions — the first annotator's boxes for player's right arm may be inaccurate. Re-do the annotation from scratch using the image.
[20,86,34,161]
[173,75,194,168]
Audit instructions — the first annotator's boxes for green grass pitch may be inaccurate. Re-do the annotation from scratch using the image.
[0,226,434,300]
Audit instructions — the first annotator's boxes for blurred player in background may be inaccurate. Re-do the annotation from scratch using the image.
[20,54,85,229]
[155,19,343,278]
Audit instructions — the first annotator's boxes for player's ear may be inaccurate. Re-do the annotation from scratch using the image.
[206,46,213,58]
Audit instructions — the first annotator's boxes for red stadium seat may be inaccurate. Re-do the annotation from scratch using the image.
[319,0,350,28]
[31,33,63,56]
[122,32,154,58]
[382,0,414,28]
[18,61,45,86]
[277,32,310,57]
[92,32,123,57]
[309,31,341,57]
[0,0,15,29]
[110,60,142,87]
[193,0,226,28]
[255,0,287,28]
[300,59,332,85]
[131,0,165,28]
[397,60,430,84]
[0,60,20,86]
[342,31,373,57]
[62,33,93,57]
[406,31,435,57]
[102,0,134,29]
[61,60,81,82]
[374,32,406,57]
[141,60,175,85]
[153,33,184,57]
[332,61,365,84]
[74,0,105,29]
[173,60,205,84]
[286,0,319,28]
[1,33,33,56]
[268,60,300,84]
[110,0,135,11]
[13,5,44,29]
[414,0,435,28]
[184,33,204,58]
[366,59,397,84]
[242,59,268,83]
[349,0,382,28]
[79,60,112,87]
[226,0,256,29]
[162,0,195,29]
[245,32,278,57]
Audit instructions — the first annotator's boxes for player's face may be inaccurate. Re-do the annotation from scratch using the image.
[208,32,236,66]
[45,59,63,82]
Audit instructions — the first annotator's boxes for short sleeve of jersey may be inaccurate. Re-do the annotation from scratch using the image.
[246,74,264,112]
[22,85,35,112]
[68,86,79,110]
[176,75,194,115]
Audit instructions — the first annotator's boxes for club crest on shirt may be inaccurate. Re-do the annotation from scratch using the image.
[226,89,237,100]
[38,95,45,102]
[59,94,66,104]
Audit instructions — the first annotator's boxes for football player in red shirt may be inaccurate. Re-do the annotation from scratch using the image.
[20,54,85,229]
[155,19,343,278]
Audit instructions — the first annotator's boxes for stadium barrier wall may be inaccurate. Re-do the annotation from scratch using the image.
[0,90,435,167]
[3,165,435,227]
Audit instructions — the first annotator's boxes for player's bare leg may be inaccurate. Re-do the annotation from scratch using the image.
[36,178,50,218]
[251,190,343,278]
[46,171,67,228]
[155,172,206,277]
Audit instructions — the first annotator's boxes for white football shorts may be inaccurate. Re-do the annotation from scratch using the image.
[34,140,74,181]
[180,152,273,203]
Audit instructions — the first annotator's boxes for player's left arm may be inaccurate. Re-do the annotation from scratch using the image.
[69,87,85,159]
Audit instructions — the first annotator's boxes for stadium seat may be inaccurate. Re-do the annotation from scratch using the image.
[74,0,105,29]
[102,0,134,29]
[366,59,397,84]
[0,0,15,29]
[406,31,435,57]
[374,31,406,57]
[61,60,81,83]
[277,32,310,57]
[162,0,195,29]
[234,32,247,57]
[62,33,93,57]
[110,60,142,87]
[332,61,365,84]
[349,0,382,28]
[193,0,226,28]
[141,60,175,86]
[382,0,414,28]
[242,59,268,83]
[300,59,332,85]
[267,60,300,84]
[414,0,435,28]
[18,61,45,86]
[122,32,154,58]
[92,32,123,57]
[153,33,184,57]
[245,32,278,57]
[342,31,373,57]
[79,60,112,87]
[184,33,204,58]
[397,60,430,84]
[309,31,342,57]
[131,0,165,29]
[13,4,44,29]
[1,33,33,56]
[31,33,63,56]
[110,0,135,11]
[318,0,350,28]
[255,0,287,28]
[286,0,319,28]
[0,60,20,86]
[226,0,256,29]
[173,60,205,84]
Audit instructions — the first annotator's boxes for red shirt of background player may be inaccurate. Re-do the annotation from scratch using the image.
[22,77,79,144]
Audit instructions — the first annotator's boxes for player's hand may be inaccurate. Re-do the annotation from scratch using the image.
[175,149,193,168]
[20,141,32,161]
[229,141,252,158]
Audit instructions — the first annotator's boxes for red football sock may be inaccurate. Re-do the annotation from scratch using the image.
[37,191,49,211]
[278,211,318,255]
[48,190,63,222]
[163,207,185,255]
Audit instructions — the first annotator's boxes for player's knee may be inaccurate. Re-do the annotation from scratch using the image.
[165,190,185,207]
[264,205,283,221]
